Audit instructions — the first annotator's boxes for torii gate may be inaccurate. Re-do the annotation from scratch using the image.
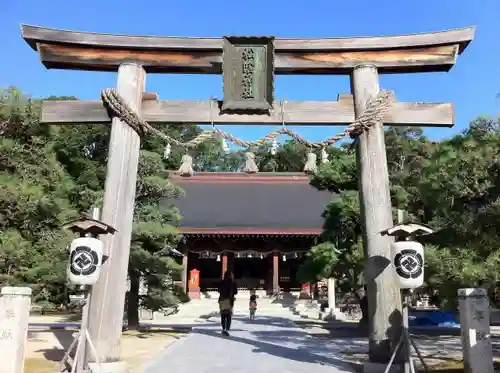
[22,24,473,369]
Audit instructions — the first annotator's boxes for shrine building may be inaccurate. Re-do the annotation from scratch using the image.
[170,172,333,295]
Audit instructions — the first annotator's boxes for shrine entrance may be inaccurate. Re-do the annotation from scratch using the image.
[22,23,474,365]
[231,253,304,291]
[186,250,305,292]
[232,254,269,290]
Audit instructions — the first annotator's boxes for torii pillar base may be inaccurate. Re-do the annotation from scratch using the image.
[363,361,402,373]
[89,361,127,373]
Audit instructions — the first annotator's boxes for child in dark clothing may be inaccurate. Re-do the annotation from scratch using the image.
[249,294,257,320]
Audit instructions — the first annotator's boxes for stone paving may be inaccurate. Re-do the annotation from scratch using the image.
[139,315,357,373]
[137,312,500,373]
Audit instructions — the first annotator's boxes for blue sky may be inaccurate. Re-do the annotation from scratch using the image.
[1,0,499,144]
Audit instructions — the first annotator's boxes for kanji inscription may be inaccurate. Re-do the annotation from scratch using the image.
[0,329,12,340]
[241,48,256,100]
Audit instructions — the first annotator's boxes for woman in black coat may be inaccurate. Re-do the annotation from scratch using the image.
[218,270,238,335]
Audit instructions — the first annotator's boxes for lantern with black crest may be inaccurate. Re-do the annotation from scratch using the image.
[63,216,117,286]
[381,222,435,289]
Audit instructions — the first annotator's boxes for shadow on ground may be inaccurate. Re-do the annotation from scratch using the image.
[196,315,500,370]
[28,327,187,366]
[232,315,297,328]
[293,318,500,362]
[28,329,75,362]
[195,327,357,371]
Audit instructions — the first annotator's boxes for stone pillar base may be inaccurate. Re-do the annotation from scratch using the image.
[188,287,200,300]
[89,361,127,373]
[298,292,312,299]
[322,309,342,321]
[363,361,402,373]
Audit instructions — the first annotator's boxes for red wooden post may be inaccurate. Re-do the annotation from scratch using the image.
[273,252,279,295]
[221,253,228,277]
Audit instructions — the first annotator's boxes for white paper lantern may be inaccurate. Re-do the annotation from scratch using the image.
[68,237,103,285]
[391,241,424,289]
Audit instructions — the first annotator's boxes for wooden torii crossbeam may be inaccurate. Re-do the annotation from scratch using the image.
[22,25,473,74]
[41,92,454,127]
[21,24,474,368]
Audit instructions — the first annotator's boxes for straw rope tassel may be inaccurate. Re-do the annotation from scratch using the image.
[163,143,171,159]
[303,151,318,174]
[243,151,258,173]
[100,88,394,177]
[321,147,329,164]
[178,153,194,176]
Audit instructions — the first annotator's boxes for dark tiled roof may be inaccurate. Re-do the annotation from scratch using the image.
[166,175,334,232]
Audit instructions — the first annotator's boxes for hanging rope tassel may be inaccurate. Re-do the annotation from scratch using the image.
[303,151,318,174]
[100,88,393,169]
[178,153,194,177]
[221,138,229,154]
[163,143,171,159]
[270,138,278,155]
[321,147,329,164]
[243,151,258,173]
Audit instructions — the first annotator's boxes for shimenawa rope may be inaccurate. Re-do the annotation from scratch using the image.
[100,88,394,176]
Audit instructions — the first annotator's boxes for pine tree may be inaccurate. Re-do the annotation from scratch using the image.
[0,87,76,307]
[126,150,184,328]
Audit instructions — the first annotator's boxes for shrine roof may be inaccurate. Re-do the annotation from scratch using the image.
[167,172,334,236]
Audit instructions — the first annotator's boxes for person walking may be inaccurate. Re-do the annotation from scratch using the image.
[249,294,257,320]
[218,270,237,336]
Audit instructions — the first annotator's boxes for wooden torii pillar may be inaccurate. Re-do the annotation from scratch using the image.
[21,24,474,368]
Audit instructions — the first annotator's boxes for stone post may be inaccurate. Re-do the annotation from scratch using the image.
[0,287,32,373]
[327,278,336,312]
[322,278,340,321]
[181,253,188,293]
[458,288,494,373]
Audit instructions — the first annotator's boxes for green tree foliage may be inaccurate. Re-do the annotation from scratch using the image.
[0,88,195,321]
[0,87,76,306]
[418,117,500,306]
[303,119,500,309]
[4,83,500,315]
[301,146,363,293]
[126,150,185,328]
[256,141,309,172]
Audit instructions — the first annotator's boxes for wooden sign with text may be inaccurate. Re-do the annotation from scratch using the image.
[222,36,275,113]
